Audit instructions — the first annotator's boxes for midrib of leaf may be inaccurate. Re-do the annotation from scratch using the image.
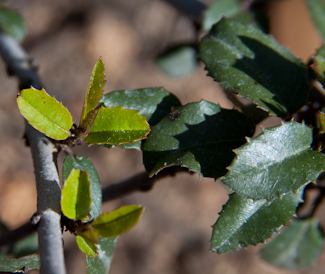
[24,99,70,133]
[94,210,140,228]
[215,199,265,247]
[267,221,310,266]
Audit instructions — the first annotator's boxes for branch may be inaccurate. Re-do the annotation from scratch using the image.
[0,31,66,274]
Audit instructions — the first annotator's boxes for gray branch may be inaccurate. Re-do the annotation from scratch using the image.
[0,31,66,274]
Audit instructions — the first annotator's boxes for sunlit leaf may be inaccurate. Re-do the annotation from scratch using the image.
[223,122,325,201]
[142,100,255,178]
[99,87,181,149]
[0,254,40,272]
[17,87,73,140]
[86,236,118,274]
[0,7,25,41]
[76,235,98,258]
[310,45,325,87]
[306,0,325,42]
[63,155,102,221]
[79,58,106,137]
[84,106,150,145]
[211,191,302,253]
[200,18,310,117]
[261,219,324,269]
[92,205,143,237]
[61,169,92,221]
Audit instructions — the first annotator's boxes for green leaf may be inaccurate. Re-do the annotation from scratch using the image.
[63,155,102,221]
[99,87,181,149]
[17,87,73,140]
[310,45,325,87]
[76,235,98,258]
[210,191,301,253]
[86,236,118,274]
[92,205,143,237]
[261,219,324,269]
[306,0,325,42]
[319,111,325,133]
[156,45,199,78]
[84,106,150,145]
[199,18,310,117]
[12,232,38,257]
[61,169,92,220]
[223,122,325,201]
[0,7,26,41]
[0,254,40,272]
[79,58,106,137]
[142,100,255,178]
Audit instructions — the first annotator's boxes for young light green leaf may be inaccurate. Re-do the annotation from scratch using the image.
[84,106,150,145]
[17,87,73,140]
[223,122,325,202]
[76,235,98,258]
[142,101,255,178]
[0,254,40,272]
[63,155,102,220]
[61,169,92,221]
[99,87,181,149]
[210,191,301,253]
[261,219,324,269]
[86,236,118,274]
[79,58,106,135]
[199,18,310,117]
[310,45,325,87]
[0,7,26,41]
[92,205,143,237]
[156,45,199,78]
[306,0,325,42]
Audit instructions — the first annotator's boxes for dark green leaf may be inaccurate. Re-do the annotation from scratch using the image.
[76,235,98,258]
[99,87,181,149]
[210,191,301,253]
[0,254,40,272]
[12,232,38,257]
[63,155,102,221]
[261,219,324,269]
[199,18,310,117]
[156,45,199,78]
[84,106,150,145]
[79,58,106,138]
[142,100,255,178]
[0,7,25,41]
[92,205,143,237]
[310,45,325,87]
[86,236,117,274]
[223,122,325,201]
[306,0,325,42]
[17,87,73,140]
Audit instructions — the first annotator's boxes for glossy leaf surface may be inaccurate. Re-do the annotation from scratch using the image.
[142,101,255,178]
[76,235,98,258]
[306,0,325,42]
[61,169,92,220]
[92,205,143,237]
[17,87,73,140]
[84,106,150,145]
[261,219,324,269]
[86,236,118,274]
[156,45,198,78]
[0,7,25,41]
[223,122,325,201]
[211,191,301,253]
[79,58,106,133]
[100,87,181,149]
[63,155,102,221]
[0,254,40,272]
[200,18,310,117]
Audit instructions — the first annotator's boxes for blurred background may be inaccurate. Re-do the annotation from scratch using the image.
[0,0,324,273]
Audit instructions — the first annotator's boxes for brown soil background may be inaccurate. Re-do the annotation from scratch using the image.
[0,0,324,273]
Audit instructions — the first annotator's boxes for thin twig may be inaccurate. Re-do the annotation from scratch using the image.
[0,31,66,274]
